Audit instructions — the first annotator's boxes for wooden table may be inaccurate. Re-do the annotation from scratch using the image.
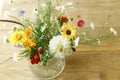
[0,0,120,80]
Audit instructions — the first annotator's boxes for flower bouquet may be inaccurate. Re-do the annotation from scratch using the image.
[0,0,118,79]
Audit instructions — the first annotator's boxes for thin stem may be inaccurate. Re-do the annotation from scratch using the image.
[0,20,24,26]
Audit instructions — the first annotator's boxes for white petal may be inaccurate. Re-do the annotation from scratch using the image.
[66,2,73,6]
[110,27,117,36]
[74,37,80,47]
[12,53,21,62]
[42,3,46,8]
[90,22,95,29]
[55,6,61,11]
[3,35,7,44]
[97,38,101,44]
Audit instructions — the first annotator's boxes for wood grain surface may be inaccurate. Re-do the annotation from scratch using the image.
[0,0,120,80]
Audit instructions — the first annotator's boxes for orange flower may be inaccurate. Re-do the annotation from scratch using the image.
[24,39,36,50]
[26,28,32,37]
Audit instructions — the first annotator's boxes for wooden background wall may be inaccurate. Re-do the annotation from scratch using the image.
[0,0,120,80]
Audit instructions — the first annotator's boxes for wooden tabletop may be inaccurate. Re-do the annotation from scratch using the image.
[0,0,120,80]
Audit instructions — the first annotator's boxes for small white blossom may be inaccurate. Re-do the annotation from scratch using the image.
[61,5,65,13]
[97,38,101,44]
[8,0,13,4]
[55,5,65,13]
[42,3,46,8]
[66,1,73,6]
[110,27,117,36]
[74,37,80,47]
[90,22,95,29]
[55,6,61,11]
[105,22,108,25]
[4,11,10,19]
[32,8,38,15]
[3,35,7,44]
[12,53,21,62]
[41,24,47,32]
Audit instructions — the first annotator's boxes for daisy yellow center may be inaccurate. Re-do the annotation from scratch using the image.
[66,30,71,35]
[59,46,63,52]
[16,34,22,40]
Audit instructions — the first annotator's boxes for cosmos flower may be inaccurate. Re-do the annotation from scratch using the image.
[77,20,85,28]
[49,36,72,58]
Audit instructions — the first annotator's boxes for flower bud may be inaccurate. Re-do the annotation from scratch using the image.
[38,47,43,54]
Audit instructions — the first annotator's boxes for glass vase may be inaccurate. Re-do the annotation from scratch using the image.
[30,57,65,79]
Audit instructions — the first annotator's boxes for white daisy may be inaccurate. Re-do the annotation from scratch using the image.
[49,36,72,58]
[110,27,117,36]
[12,52,21,62]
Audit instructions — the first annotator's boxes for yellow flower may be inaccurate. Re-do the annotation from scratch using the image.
[8,29,27,45]
[61,23,77,40]
[23,39,36,50]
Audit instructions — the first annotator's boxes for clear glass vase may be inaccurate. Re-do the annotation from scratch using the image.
[30,57,65,79]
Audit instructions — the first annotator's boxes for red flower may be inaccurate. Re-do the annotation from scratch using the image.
[38,47,43,54]
[77,20,85,28]
[57,16,68,23]
[30,54,41,64]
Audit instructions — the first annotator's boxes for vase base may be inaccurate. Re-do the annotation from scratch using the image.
[30,58,65,79]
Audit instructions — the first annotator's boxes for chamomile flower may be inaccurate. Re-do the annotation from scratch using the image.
[13,52,21,62]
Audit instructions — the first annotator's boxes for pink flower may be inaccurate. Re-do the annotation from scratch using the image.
[77,20,85,28]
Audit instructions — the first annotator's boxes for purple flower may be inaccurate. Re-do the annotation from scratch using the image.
[18,9,25,16]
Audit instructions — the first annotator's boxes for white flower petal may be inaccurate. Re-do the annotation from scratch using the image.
[90,22,95,29]
[42,3,46,8]
[55,6,61,11]
[3,35,7,44]
[110,27,117,36]
[49,36,72,58]
[97,38,101,44]
[66,1,73,6]
[74,37,80,47]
